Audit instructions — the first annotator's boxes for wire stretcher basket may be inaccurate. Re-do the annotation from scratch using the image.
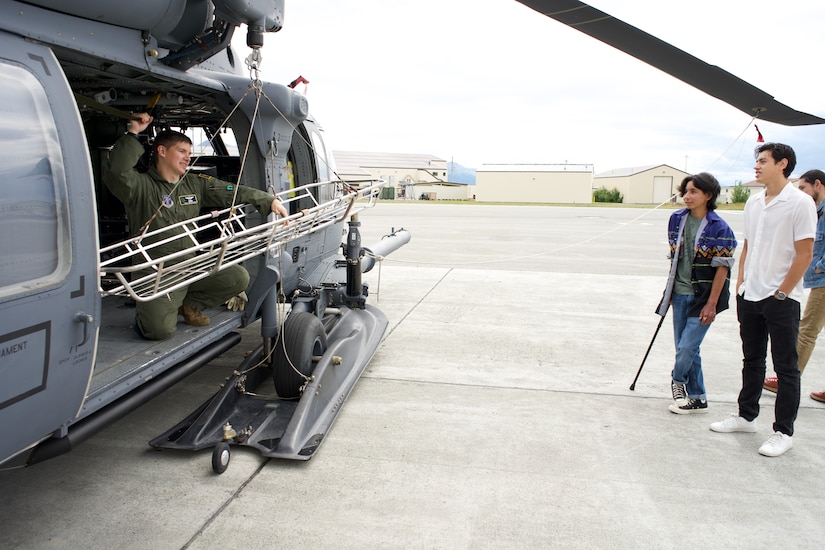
[98,179,383,302]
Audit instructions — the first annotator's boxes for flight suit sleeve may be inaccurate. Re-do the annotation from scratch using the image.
[198,175,275,216]
[102,135,146,204]
[236,185,277,215]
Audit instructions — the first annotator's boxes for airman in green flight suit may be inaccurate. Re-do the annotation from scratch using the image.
[104,112,288,340]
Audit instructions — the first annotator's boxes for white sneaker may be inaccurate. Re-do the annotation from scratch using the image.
[669,398,708,415]
[758,431,793,457]
[709,414,758,433]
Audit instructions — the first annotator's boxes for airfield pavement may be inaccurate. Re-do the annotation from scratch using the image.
[1,202,824,549]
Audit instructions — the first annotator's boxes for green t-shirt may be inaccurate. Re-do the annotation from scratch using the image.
[674,214,702,295]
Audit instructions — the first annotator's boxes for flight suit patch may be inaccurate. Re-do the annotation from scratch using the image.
[162,195,174,208]
[179,194,198,206]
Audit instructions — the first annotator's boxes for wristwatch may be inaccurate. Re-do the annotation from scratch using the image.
[775,290,787,300]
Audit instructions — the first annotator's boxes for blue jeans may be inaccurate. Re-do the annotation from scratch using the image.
[671,293,711,400]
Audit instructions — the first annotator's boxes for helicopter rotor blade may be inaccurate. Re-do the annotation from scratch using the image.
[516,0,825,126]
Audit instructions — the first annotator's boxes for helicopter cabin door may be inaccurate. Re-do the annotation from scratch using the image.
[0,34,99,464]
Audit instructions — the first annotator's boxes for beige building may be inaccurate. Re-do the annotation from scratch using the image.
[412,182,472,201]
[720,183,756,205]
[593,165,689,204]
[742,179,767,193]
[719,178,794,204]
[474,164,593,203]
[332,151,470,199]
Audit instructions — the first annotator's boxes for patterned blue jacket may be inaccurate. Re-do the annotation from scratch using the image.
[656,208,737,317]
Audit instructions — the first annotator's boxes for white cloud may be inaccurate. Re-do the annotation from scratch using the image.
[247,0,825,185]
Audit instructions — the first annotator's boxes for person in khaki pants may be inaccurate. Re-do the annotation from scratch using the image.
[763,169,825,403]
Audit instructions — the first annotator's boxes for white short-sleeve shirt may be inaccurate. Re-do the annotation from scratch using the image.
[740,182,816,302]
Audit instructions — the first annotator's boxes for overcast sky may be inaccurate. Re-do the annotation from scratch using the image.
[248,0,825,185]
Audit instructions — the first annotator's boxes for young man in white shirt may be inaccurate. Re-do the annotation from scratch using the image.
[709,143,816,457]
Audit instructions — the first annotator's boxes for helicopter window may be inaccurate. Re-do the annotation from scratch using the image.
[309,128,332,183]
[185,127,239,156]
[308,125,337,203]
[178,126,242,183]
[0,63,70,297]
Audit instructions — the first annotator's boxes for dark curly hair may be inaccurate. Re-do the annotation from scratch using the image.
[800,169,825,186]
[678,172,721,211]
[755,142,796,178]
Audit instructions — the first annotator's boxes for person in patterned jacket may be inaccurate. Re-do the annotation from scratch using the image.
[657,172,737,414]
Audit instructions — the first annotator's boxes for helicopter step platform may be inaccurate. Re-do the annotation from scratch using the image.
[149,304,388,468]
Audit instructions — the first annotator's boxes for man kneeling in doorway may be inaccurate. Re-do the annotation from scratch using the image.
[103,112,288,340]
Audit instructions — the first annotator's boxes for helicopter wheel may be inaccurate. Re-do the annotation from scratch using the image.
[273,312,327,398]
[212,442,230,474]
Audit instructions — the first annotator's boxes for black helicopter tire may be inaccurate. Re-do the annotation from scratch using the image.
[273,312,327,398]
[212,442,230,474]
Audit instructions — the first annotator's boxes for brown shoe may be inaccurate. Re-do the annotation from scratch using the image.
[763,377,778,393]
[178,304,210,326]
[811,390,825,403]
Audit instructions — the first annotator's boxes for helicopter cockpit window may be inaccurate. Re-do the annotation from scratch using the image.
[0,63,70,297]
[186,127,239,156]
[309,126,335,203]
[183,126,242,183]
[309,128,331,182]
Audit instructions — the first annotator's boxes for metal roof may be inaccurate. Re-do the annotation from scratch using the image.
[477,163,593,173]
[594,164,685,178]
[594,165,658,178]
[334,151,447,170]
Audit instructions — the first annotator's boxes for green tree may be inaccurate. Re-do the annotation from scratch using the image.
[593,187,624,203]
[731,181,750,203]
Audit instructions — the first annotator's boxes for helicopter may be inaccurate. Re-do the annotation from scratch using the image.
[0,0,410,473]
[1,0,821,475]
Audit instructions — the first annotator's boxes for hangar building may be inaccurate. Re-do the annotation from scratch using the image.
[333,151,470,200]
[593,165,689,204]
[474,164,593,203]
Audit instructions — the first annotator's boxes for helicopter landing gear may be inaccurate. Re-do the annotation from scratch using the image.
[150,305,388,461]
[211,441,231,474]
[273,312,327,398]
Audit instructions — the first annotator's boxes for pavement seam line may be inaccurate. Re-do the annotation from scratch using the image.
[180,458,271,549]
[383,268,452,340]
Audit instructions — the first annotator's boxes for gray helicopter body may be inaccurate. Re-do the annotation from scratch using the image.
[0,0,409,470]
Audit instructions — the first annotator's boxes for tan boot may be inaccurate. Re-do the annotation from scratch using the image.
[178,304,210,326]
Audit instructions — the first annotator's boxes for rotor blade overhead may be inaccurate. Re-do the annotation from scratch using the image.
[516,0,825,126]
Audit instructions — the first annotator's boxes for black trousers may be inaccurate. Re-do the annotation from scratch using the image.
[737,294,801,436]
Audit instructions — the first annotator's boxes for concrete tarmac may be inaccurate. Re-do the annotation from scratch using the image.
[1,203,824,549]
